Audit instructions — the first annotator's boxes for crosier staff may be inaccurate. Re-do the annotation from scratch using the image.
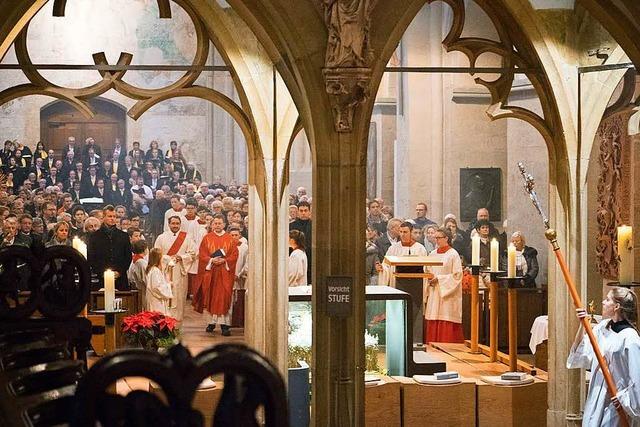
[518,162,629,427]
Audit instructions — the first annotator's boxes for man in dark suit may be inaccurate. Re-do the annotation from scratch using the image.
[80,165,100,198]
[87,205,132,290]
[82,137,101,159]
[62,136,79,163]
[111,138,126,162]
[60,151,76,182]
[30,157,48,182]
[375,218,402,261]
[1,216,31,248]
[18,214,44,256]
[128,141,143,158]
[111,179,132,209]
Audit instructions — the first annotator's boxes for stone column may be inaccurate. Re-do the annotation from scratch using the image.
[312,132,367,426]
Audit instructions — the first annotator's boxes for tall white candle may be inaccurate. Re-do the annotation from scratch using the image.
[490,239,499,272]
[80,241,87,259]
[72,236,81,251]
[507,243,516,278]
[104,270,115,311]
[618,225,633,286]
[471,234,480,265]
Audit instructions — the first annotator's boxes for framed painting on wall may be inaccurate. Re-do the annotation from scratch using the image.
[459,168,501,222]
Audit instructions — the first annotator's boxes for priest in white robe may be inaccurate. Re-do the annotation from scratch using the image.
[424,227,464,343]
[568,287,640,426]
[379,222,428,287]
[154,215,196,323]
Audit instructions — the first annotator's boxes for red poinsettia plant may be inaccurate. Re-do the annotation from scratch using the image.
[121,311,179,350]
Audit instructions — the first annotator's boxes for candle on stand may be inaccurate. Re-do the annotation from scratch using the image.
[507,243,516,278]
[471,234,480,265]
[104,270,115,312]
[490,239,499,272]
[618,225,633,286]
[72,237,87,259]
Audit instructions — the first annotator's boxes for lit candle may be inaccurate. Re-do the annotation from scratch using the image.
[72,237,87,259]
[471,234,480,265]
[618,225,633,286]
[490,239,499,272]
[507,243,516,278]
[104,270,115,312]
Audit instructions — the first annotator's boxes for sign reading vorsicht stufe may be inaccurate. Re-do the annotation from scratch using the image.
[325,276,353,317]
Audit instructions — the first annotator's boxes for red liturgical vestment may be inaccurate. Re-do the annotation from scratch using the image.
[192,231,238,315]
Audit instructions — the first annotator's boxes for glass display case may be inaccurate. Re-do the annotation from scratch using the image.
[288,285,412,376]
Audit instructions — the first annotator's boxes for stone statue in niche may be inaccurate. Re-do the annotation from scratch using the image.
[595,114,624,280]
[323,0,376,68]
[459,168,501,222]
[321,0,376,132]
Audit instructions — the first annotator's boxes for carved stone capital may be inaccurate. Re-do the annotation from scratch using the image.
[322,67,371,133]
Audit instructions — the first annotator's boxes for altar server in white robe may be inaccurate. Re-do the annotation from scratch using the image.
[568,287,640,426]
[379,222,428,287]
[145,247,173,315]
[230,227,248,289]
[186,207,209,296]
[424,227,464,343]
[154,215,196,323]
[288,230,308,286]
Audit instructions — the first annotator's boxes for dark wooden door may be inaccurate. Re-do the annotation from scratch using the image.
[41,98,126,160]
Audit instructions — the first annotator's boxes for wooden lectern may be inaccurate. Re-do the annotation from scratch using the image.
[384,255,443,344]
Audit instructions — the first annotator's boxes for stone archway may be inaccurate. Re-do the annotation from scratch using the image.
[40,97,126,157]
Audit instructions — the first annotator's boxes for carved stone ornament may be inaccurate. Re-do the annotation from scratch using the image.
[595,114,625,280]
[322,0,376,132]
[323,67,371,132]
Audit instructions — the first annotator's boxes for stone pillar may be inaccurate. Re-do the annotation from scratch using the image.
[312,132,367,426]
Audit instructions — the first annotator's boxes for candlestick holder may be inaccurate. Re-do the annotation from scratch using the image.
[498,276,524,371]
[485,271,504,362]
[90,308,128,355]
[486,270,506,283]
[468,265,483,354]
[469,265,483,276]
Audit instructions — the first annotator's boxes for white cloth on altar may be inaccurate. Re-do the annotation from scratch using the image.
[145,266,173,315]
[567,319,640,426]
[529,315,548,354]
[288,248,308,286]
[423,247,462,323]
[154,231,195,322]
[379,241,427,287]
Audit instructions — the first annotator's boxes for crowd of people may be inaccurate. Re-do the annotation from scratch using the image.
[0,136,250,335]
[366,200,540,344]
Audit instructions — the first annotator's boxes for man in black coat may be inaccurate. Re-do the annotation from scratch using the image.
[87,205,132,290]
[375,218,402,261]
[500,231,539,288]
[289,201,313,284]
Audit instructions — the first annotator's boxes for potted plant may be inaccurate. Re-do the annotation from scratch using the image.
[121,311,179,351]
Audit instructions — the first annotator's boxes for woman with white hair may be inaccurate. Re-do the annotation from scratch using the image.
[502,231,539,287]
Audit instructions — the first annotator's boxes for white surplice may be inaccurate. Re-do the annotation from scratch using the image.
[424,247,463,323]
[567,319,640,426]
[186,221,208,276]
[235,240,248,289]
[154,231,196,322]
[145,266,173,315]
[379,241,428,287]
[288,248,308,286]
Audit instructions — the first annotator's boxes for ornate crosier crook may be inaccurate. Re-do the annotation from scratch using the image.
[518,162,629,427]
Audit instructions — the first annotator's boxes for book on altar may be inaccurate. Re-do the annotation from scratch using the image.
[206,248,226,270]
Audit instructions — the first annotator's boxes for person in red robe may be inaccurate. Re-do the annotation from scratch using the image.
[193,213,238,336]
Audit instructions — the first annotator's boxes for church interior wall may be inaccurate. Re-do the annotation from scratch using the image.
[0,0,248,185]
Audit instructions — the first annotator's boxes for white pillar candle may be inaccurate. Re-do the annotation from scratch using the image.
[490,239,499,272]
[104,269,115,311]
[72,236,81,251]
[471,234,480,265]
[507,243,516,278]
[618,225,633,286]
